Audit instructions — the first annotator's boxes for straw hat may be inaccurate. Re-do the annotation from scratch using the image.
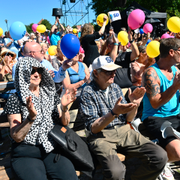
[1,49,16,60]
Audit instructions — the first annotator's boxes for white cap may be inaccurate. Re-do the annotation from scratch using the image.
[92,56,121,71]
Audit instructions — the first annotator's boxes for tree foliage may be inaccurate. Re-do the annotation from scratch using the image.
[41,19,52,30]
[91,0,180,19]
[25,19,52,34]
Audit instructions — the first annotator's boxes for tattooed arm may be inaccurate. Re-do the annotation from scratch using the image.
[142,67,180,109]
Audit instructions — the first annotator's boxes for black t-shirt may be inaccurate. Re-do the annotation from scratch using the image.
[81,32,101,67]
[114,51,133,88]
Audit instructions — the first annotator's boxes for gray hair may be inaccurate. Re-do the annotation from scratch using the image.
[92,69,102,80]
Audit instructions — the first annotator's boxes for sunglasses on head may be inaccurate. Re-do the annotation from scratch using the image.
[5,53,13,57]
[31,68,43,75]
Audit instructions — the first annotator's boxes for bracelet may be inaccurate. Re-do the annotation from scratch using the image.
[129,40,134,43]
[61,105,68,112]
[27,115,35,122]
[114,43,119,46]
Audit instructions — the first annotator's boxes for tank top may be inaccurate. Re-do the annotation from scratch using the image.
[142,63,180,121]
[67,61,86,88]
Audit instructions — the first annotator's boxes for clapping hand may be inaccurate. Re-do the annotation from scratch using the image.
[113,97,137,115]
[128,87,146,106]
[26,96,37,119]
[61,88,77,107]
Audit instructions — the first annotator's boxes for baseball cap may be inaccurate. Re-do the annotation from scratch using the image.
[92,56,121,71]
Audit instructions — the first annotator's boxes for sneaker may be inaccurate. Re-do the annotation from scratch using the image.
[160,163,174,180]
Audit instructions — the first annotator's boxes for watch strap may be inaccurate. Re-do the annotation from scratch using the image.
[110,110,118,118]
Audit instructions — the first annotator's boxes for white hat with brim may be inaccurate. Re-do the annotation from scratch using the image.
[1,49,16,60]
[92,55,121,71]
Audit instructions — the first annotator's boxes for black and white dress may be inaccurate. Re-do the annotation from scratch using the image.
[4,57,61,153]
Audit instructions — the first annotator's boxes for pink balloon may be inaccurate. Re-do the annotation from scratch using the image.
[47,36,50,44]
[32,24,38,32]
[127,9,145,30]
[161,33,174,39]
[143,23,153,34]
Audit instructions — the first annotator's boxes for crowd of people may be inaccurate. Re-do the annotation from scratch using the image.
[0,15,180,180]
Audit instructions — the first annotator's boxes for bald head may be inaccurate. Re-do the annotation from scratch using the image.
[23,42,43,62]
[23,42,40,55]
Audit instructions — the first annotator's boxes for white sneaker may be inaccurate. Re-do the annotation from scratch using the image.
[160,163,174,180]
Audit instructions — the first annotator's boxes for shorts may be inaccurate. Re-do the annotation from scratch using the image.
[143,114,180,148]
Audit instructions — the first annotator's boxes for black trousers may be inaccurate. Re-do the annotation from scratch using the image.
[11,142,78,180]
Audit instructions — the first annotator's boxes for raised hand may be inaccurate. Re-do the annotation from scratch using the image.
[113,97,137,115]
[62,59,73,70]
[48,70,55,78]
[61,88,77,107]
[26,96,37,119]
[128,87,146,106]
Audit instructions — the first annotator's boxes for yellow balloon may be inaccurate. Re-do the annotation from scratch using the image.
[96,13,109,27]
[37,24,46,33]
[146,40,160,58]
[73,28,78,34]
[117,31,129,46]
[48,45,57,56]
[167,16,180,33]
[0,28,3,36]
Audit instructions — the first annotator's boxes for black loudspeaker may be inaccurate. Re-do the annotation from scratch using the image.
[70,0,76,2]
[52,8,63,18]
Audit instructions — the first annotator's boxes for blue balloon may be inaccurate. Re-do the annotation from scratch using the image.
[9,21,26,40]
[60,34,80,59]
[139,28,144,34]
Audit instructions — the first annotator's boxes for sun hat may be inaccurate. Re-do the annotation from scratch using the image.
[92,55,121,71]
[1,49,16,60]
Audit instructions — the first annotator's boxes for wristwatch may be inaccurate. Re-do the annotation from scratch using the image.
[110,110,118,118]
[27,115,35,122]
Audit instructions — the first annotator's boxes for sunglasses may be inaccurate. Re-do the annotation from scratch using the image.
[5,53,13,57]
[31,68,43,75]
[101,69,116,76]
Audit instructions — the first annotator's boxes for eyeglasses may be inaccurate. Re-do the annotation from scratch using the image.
[100,69,116,76]
[31,68,43,75]
[5,53,13,57]
[173,49,180,52]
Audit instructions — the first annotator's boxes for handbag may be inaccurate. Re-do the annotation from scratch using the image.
[49,124,95,172]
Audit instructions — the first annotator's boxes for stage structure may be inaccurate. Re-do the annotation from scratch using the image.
[59,0,93,27]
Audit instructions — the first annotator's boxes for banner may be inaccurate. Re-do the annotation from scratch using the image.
[108,11,121,22]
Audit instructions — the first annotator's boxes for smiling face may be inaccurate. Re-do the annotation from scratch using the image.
[29,67,42,88]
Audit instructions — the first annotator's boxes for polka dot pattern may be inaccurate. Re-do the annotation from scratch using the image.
[5,57,61,153]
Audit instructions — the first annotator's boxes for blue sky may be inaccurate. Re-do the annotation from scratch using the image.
[0,0,96,35]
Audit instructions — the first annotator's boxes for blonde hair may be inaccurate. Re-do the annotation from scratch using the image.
[80,23,94,43]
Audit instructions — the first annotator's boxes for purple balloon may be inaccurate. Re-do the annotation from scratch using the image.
[127,9,145,30]
[143,23,153,34]
[60,34,80,59]
[32,24,38,32]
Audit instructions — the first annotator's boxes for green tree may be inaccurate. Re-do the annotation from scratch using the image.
[25,19,52,34]
[25,23,33,34]
[41,19,52,30]
[91,0,180,19]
